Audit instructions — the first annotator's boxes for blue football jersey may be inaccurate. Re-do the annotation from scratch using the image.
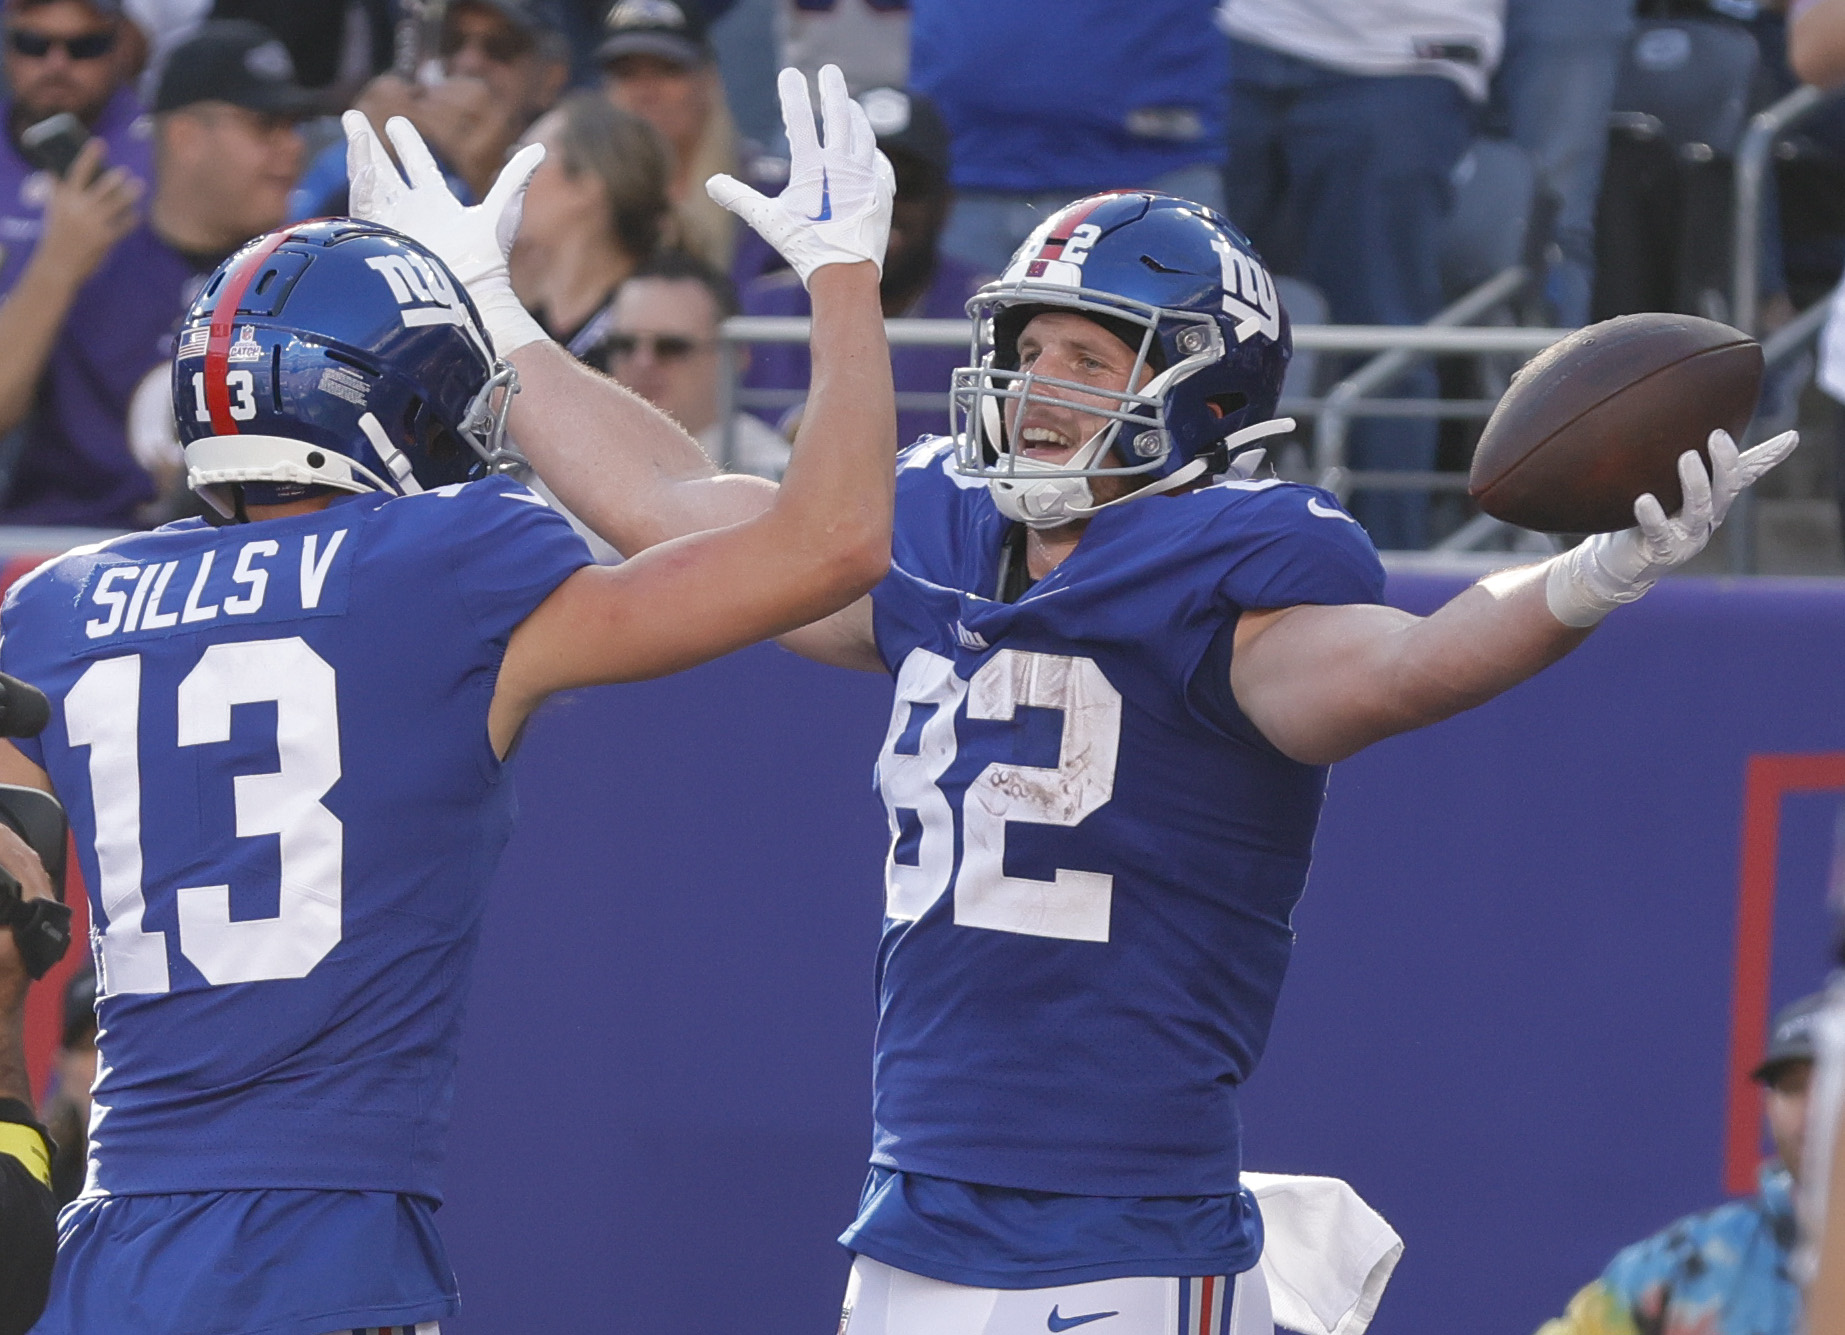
[867,438,1384,1201]
[0,477,590,1331]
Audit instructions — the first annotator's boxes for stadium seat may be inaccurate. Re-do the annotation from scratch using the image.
[1438,136,1547,308]
[1595,18,1763,322]
[1611,18,1760,161]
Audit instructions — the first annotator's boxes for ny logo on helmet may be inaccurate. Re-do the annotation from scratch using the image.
[365,253,474,333]
[1210,236,1281,344]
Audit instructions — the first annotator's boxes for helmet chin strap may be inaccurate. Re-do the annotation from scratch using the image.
[358,412,425,496]
[986,424,1115,529]
[992,416,1297,528]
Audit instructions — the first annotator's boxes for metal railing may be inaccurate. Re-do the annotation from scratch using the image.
[1733,84,1841,339]
[1309,266,1549,497]
[714,313,1576,477]
[1723,82,1843,571]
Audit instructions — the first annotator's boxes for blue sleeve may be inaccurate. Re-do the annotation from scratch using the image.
[1212,485,1385,613]
[1183,485,1385,751]
[441,478,595,649]
[888,438,1000,590]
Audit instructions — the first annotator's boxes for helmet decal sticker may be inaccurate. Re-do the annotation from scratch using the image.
[317,366,369,407]
[204,229,293,436]
[227,326,264,363]
[1211,235,1281,344]
[365,253,471,331]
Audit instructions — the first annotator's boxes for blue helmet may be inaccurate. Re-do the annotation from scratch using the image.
[174,218,517,518]
[951,192,1293,527]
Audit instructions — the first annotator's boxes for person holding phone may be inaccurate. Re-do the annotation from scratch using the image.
[0,0,148,300]
[0,19,313,528]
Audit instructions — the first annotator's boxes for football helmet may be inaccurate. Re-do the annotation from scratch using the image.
[952,191,1294,528]
[174,218,518,518]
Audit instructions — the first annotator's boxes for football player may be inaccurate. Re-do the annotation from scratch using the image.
[0,66,894,1335]
[360,129,1797,1334]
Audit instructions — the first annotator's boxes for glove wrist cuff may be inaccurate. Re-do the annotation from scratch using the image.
[470,277,548,358]
[1543,543,1654,628]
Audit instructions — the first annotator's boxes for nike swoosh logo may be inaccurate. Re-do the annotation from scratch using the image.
[1047,1308,1118,1332]
[807,170,832,222]
[1306,497,1357,523]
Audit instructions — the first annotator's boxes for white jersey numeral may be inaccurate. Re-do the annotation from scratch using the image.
[876,647,1123,942]
[190,370,257,423]
[66,655,167,994]
[876,651,966,922]
[65,637,344,995]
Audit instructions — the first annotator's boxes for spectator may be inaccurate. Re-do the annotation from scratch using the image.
[290,0,569,217]
[0,823,61,1335]
[39,964,93,1207]
[0,0,151,300]
[741,85,982,450]
[1533,991,1819,1335]
[0,18,310,526]
[510,90,671,356]
[909,0,1228,276]
[1491,0,1638,326]
[589,252,791,478]
[598,0,740,271]
[777,0,910,96]
[208,0,390,102]
[1217,0,1503,551]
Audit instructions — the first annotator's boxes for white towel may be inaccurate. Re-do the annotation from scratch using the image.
[1243,1172,1404,1335]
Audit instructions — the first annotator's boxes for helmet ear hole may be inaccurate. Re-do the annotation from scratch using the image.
[1206,391,1248,421]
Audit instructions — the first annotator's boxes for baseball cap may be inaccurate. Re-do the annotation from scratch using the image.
[153,20,317,117]
[855,87,950,180]
[450,0,563,36]
[1752,990,1827,1082]
[596,0,710,69]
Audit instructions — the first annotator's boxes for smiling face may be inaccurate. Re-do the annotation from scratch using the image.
[1005,311,1155,468]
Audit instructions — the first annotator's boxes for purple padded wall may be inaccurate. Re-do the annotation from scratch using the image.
[444,572,1845,1334]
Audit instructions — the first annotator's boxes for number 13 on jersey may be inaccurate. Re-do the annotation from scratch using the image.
[876,647,1121,943]
[65,636,343,995]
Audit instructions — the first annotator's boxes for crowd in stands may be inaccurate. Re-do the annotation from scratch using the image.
[0,0,1838,548]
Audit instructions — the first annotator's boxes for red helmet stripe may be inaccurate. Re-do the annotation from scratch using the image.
[202,230,293,436]
[1036,192,1127,260]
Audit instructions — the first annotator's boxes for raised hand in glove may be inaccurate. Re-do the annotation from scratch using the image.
[342,109,549,357]
[1545,428,1800,627]
[707,64,894,287]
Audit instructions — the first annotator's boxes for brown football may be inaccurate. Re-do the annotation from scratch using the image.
[1468,313,1764,533]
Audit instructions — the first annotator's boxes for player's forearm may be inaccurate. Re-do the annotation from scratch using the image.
[762,262,894,581]
[1373,563,1592,735]
[1237,563,1591,764]
[506,342,777,554]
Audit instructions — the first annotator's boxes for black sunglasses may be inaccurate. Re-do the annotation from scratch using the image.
[7,28,117,59]
[600,332,709,362]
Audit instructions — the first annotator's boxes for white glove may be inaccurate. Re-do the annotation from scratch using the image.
[707,64,894,287]
[342,110,549,357]
[1544,428,1799,627]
